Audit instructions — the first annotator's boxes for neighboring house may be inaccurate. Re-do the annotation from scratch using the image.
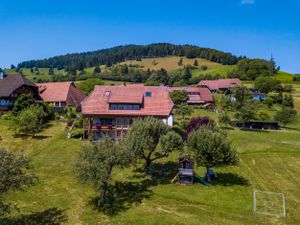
[250,89,267,101]
[38,82,86,110]
[81,85,174,141]
[198,78,241,92]
[227,88,267,102]
[0,74,41,111]
[169,87,214,105]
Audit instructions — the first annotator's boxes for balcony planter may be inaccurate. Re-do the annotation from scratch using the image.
[95,124,102,130]
[108,125,113,129]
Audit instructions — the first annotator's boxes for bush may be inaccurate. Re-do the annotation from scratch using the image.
[69,128,83,138]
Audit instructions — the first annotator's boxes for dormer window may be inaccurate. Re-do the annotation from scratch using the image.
[104,91,111,97]
[145,91,152,97]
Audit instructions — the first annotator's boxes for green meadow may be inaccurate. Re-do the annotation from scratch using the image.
[0,84,299,225]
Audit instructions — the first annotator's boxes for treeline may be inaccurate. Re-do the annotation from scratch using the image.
[17,43,242,70]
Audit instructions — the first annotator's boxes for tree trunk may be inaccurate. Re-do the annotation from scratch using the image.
[205,167,211,183]
[145,158,152,175]
[99,182,108,207]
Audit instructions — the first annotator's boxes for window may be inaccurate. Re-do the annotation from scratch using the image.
[104,91,111,97]
[145,91,152,97]
[109,104,140,110]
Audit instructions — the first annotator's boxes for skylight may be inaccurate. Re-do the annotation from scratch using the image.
[145,91,152,97]
[104,91,111,97]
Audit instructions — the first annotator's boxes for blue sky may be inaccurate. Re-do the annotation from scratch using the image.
[0,0,299,73]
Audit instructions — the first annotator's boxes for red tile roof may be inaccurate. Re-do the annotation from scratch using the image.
[169,86,213,103]
[38,82,86,108]
[82,85,174,117]
[198,79,241,91]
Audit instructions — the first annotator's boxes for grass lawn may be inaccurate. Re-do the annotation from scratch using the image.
[1,106,300,224]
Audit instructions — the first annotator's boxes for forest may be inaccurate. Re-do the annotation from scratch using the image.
[17,43,242,70]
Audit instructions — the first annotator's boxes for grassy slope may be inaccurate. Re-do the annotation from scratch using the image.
[4,56,295,83]
[121,56,237,77]
[0,85,299,225]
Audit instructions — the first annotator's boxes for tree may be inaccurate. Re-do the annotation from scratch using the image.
[76,78,104,94]
[48,67,54,75]
[183,67,192,81]
[254,76,281,93]
[274,107,297,127]
[201,65,208,71]
[234,103,257,125]
[12,94,35,115]
[174,104,192,120]
[169,90,188,105]
[264,97,273,108]
[193,59,198,66]
[177,57,183,66]
[184,117,215,139]
[0,149,37,216]
[218,111,231,128]
[94,66,101,74]
[12,105,47,137]
[282,94,294,108]
[187,125,238,182]
[235,58,276,80]
[256,110,271,122]
[75,137,131,207]
[232,86,257,125]
[125,117,183,171]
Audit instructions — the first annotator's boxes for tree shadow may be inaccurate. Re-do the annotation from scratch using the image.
[32,135,51,140]
[210,172,249,186]
[89,179,152,216]
[240,128,269,133]
[149,161,178,185]
[0,208,67,225]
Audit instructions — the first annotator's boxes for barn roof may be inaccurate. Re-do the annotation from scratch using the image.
[169,86,213,103]
[0,74,37,97]
[198,79,241,91]
[38,82,86,107]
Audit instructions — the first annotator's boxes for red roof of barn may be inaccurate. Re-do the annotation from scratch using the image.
[38,82,86,108]
[198,79,241,91]
[169,86,213,103]
[82,85,174,117]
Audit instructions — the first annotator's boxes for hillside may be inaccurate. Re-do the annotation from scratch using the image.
[16,43,240,70]
[120,56,236,77]
[5,56,295,83]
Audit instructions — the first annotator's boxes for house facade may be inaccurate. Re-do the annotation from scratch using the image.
[0,74,41,111]
[81,85,174,141]
[169,87,214,105]
[38,82,86,110]
[198,78,241,92]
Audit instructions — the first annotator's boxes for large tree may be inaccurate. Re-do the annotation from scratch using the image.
[188,126,238,182]
[12,105,47,137]
[0,149,37,216]
[12,94,36,115]
[254,76,281,93]
[125,117,183,171]
[76,78,104,95]
[274,107,297,127]
[75,137,131,207]
[232,86,257,124]
[169,90,188,105]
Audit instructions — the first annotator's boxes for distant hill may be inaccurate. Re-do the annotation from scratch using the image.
[17,43,241,70]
